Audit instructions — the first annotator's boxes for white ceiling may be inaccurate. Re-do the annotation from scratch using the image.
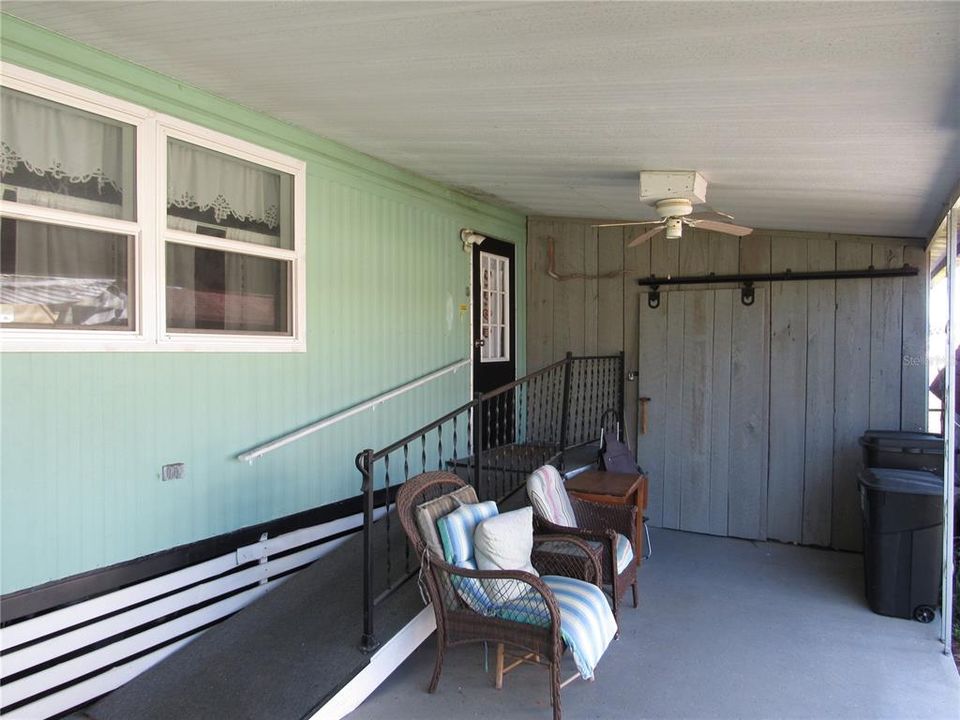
[6,1,959,238]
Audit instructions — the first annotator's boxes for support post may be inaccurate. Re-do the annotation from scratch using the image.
[617,351,626,441]
[358,449,380,652]
[472,393,484,498]
[558,352,573,471]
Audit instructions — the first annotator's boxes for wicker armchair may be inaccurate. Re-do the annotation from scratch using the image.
[527,464,639,622]
[397,471,609,720]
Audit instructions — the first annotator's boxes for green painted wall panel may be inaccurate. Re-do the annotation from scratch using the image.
[0,15,526,593]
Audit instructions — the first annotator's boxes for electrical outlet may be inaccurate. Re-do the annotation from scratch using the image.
[161,463,186,481]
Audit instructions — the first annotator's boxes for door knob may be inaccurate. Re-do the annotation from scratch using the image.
[474,338,485,348]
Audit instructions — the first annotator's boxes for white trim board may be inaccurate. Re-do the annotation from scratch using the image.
[0,509,370,719]
[309,605,436,720]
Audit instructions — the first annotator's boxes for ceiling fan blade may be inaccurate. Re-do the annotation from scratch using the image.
[627,225,666,247]
[592,220,663,228]
[687,210,735,222]
[685,219,753,237]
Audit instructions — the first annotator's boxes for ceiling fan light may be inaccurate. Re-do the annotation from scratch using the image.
[665,218,683,240]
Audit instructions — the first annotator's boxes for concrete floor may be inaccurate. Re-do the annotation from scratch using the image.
[349,528,960,720]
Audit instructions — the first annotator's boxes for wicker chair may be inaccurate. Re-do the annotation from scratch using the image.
[526,464,639,623]
[397,471,607,720]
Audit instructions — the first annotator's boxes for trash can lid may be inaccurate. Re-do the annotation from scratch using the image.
[859,430,944,452]
[858,468,944,495]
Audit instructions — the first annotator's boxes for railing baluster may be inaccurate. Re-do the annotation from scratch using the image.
[421,433,427,474]
[452,413,459,467]
[474,393,484,497]
[384,453,392,590]
[437,425,443,471]
[403,444,411,574]
[359,449,378,652]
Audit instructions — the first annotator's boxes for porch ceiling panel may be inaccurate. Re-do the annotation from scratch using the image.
[5,1,959,238]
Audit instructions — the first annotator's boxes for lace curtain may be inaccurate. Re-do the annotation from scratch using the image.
[166,139,281,237]
[1,88,127,199]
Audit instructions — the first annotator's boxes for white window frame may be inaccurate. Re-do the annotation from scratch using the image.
[0,63,307,352]
[478,250,510,363]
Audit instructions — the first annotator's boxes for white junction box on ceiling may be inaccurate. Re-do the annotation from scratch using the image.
[639,171,707,204]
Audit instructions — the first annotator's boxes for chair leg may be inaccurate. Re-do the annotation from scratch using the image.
[611,584,621,638]
[428,632,444,693]
[550,659,562,720]
[631,580,639,608]
[495,642,505,690]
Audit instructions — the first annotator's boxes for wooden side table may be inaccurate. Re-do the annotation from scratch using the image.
[564,470,647,565]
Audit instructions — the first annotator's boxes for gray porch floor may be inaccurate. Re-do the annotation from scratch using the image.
[349,528,960,720]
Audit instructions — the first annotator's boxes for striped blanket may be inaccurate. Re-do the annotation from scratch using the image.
[494,574,616,679]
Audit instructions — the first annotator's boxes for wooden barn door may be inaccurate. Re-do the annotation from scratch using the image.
[635,288,769,540]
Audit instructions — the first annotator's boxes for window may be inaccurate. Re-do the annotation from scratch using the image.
[0,64,306,351]
[478,251,510,362]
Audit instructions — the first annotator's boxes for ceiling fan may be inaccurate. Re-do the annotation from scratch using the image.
[594,171,753,247]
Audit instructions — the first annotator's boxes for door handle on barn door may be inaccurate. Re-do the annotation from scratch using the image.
[474,338,485,348]
[638,396,651,435]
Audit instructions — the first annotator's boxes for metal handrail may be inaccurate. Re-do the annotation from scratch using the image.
[237,357,470,463]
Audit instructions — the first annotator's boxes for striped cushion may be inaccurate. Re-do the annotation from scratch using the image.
[437,500,498,564]
[585,533,634,574]
[450,558,495,614]
[494,575,616,680]
[414,485,479,559]
[526,464,577,528]
[614,533,634,573]
[437,501,499,614]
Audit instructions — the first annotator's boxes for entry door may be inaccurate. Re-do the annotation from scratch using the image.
[635,288,769,540]
[473,238,516,448]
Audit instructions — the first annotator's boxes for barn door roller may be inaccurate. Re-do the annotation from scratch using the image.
[639,265,919,308]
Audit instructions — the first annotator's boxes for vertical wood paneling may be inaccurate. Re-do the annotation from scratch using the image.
[679,229,710,275]
[662,292,686,529]
[679,291,714,533]
[584,225,599,356]
[728,288,769,540]
[709,233,740,279]
[901,246,928,431]
[802,236,836,546]
[636,292,667,527]
[768,236,808,543]
[553,222,586,358]
[869,243,904,428]
[597,227,624,354]
[527,217,925,551]
[709,290,734,536]
[526,225,555,371]
[623,235,650,445]
[832,239,873,552]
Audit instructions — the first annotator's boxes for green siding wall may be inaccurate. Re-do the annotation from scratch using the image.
[0,15,526,594]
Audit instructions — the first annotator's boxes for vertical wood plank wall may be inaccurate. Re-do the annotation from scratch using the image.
[526,217,928,550]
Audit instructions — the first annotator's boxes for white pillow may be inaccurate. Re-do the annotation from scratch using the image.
[474,506,538,602]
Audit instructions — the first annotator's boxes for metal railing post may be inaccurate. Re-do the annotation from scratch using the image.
[357,449,380,652]
[558,352,573,471]
[617,350,626,441]
[472,393,483,497]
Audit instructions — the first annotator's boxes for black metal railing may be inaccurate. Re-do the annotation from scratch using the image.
[355,351,623,650]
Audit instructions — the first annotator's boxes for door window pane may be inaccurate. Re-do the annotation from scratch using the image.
[0,218,132,328]
[166,244,289,334]
[166,139,293,249]
[479,251,509,362]
[1,87,136,221]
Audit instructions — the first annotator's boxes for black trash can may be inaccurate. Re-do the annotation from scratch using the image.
[858,468,943,622]
[859,430,944,474]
